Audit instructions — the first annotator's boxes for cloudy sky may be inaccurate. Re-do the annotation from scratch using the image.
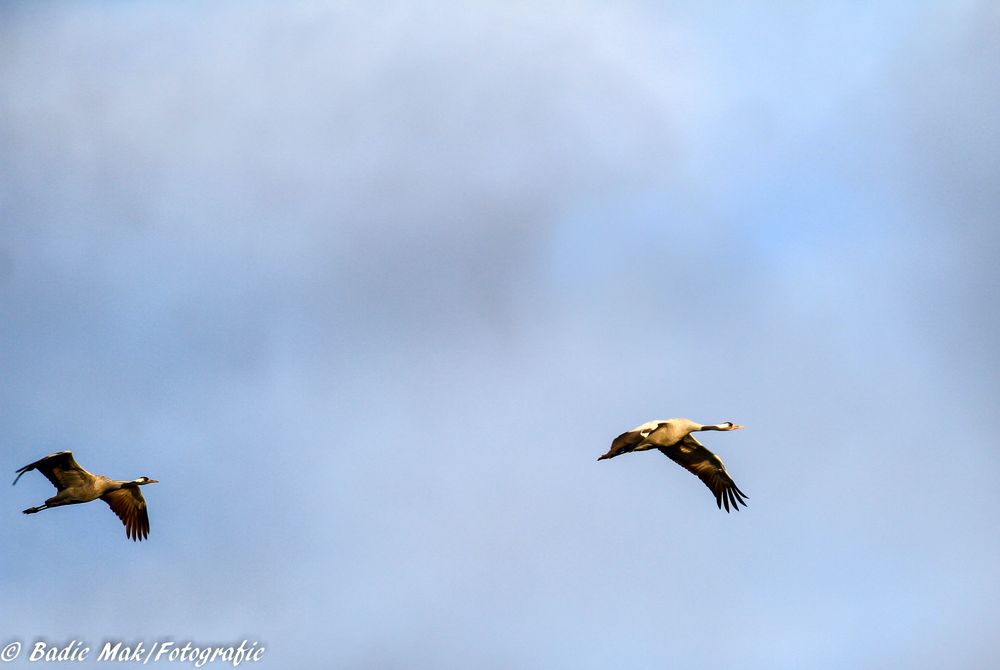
[2,1,998,668]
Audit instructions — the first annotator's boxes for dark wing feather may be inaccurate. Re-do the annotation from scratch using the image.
[609,430,646,455]
[606,421,667,458]
[658,434,749,512]
[101,487,150,541]
[13,451,92,490]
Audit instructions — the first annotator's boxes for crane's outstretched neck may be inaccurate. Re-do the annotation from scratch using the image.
[699,422,745,431]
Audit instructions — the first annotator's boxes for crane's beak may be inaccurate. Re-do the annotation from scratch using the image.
[147,479,160,484]
[597,453,611,461]
[731,425,745,430]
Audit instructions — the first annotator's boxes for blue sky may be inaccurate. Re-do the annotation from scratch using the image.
[2,2,998,668]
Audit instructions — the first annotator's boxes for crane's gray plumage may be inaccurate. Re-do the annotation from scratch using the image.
[13,451,158,541]
[598,418,749,512]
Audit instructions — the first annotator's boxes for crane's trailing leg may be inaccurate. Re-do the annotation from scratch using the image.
[23,496,67,514]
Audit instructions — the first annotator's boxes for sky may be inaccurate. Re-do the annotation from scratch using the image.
[1,1,998,668]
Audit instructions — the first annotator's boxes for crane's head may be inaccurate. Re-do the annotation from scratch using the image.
[721,422,745,431]
[134,476,159,485]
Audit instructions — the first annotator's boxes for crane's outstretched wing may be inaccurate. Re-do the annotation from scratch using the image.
[101,487,150,541]
[658,434,749,512]
[13,451,91,491]
[601,421,667,460]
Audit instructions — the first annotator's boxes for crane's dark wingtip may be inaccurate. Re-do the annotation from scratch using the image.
[12,467,29,486]
[715,485,750,513]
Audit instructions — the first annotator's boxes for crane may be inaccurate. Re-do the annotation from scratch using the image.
[14,451,158,540]
[599,418,749,512]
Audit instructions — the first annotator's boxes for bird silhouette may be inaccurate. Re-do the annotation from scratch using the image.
[14,451,158,540]
[599,418,749,512]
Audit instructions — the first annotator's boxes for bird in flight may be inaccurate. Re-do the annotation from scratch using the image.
[13,451,158,541]
[598,418,749,512]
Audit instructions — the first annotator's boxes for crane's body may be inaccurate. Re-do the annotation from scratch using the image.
[14,451,157,541]
[599,418,749,512]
